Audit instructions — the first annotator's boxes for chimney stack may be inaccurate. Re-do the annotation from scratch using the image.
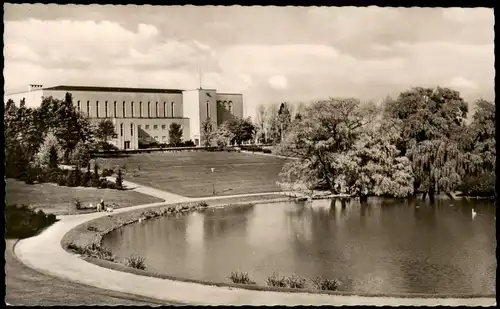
[28,84,43,92]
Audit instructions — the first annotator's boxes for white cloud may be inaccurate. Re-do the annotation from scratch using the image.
[268,75,288,90]
[447,76,478,89]
[138,23,158,38]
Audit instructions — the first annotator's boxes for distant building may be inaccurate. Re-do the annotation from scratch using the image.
[5,84,243,149]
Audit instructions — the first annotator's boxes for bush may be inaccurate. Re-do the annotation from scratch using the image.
[57,173,67,186]
[310,277,340,291]
[66,170,76,187]
[266,272,288,287]
[101,168,114,177]
[229,271,256,285]
[198,201,209,208]
[286,274,306,289]
[241,145,263,152]
[125,254,146,270]
[66,242,115,262]
[262,149,272,154]
[73,198,83,210]
[6,204,57,239]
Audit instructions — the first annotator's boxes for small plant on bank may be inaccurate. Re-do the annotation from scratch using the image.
[66,242,115,262]
[198,201,209,208]
[86,225,99,232]
[262,148,272,154]
[266,272,288,288]
[310,277,340,291]
[125,254,146,270]
[229,271,256,285]
[286,274,306,289]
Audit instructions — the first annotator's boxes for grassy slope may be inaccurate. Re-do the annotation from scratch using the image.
[5,179,165,215]
[95,151,288,198]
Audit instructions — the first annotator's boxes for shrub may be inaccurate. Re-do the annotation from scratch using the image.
[262,149,272,154]
[101,168,114,177]
[73,168,82,186]
[310,277,340,291]
[66,170,76,187]
[115,169,124,190]
[106,181,116,189]
[198,201,209,208]
[6,204,57,239]
[87,225,99,232]
[73,198,83,210]
[266,272,288,287]
[57,173,67,186]
[229,271,256,285]
[66,243,115,262]
[93,163,100,181]
[125,254,146,270]
[286,274,306,289]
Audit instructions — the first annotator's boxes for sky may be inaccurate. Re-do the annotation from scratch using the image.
[3,4,495,118]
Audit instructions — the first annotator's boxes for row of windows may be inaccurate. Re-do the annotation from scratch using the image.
[76,100,177,118]
[119,123,134,137]
[217,100,234,113]
[117,123,184,137]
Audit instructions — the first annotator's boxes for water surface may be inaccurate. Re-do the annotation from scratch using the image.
[102,197,496,295]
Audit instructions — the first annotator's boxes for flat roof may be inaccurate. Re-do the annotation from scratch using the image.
[44,85,184,94]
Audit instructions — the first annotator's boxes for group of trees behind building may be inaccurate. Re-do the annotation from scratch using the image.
[263,87,495,200]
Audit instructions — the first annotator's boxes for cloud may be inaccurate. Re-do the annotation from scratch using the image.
[447,76,478,90]
[268,75,288,90]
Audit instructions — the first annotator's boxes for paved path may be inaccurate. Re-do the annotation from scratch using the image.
[14,177,496,306]
[5,239,171,306]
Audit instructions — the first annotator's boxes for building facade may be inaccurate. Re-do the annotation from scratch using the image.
[5,85,243,149]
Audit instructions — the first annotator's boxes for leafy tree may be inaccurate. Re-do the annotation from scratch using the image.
[276,98,411,201]
[201,117,215,147]
[277,102,292,142]
[383,87,469,199]
[254,104,267,143]
[265,103,281,144]
[69,141,92,168]
[223,117,256,145]
[34,130,64,168]
[211,125,235,147]
[168,123,183,146]
[96,119,117,149]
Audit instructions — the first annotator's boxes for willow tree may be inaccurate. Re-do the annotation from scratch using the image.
[383,87,469,199]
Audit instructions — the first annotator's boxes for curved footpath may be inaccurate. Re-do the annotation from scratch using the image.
[14,179,496,306]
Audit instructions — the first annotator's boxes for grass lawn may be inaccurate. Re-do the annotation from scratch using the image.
[5,179,165,215]
[95,151,289,198]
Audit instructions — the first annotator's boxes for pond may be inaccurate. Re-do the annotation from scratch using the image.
[101,197,496,295]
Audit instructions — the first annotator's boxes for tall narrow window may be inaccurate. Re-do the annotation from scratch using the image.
[77,100,81,112]
[156,102,159,118]
[120,123,123,136]
[96,101,99,118]
[206,101,210,118]
[228,101,233,114]
[164,102,167,117]
[148,102,151,118]
[130,123,134,136]
[122,101,126,118]
[87,101,90,117]
[105,101,108,118]
[131,102,134,118]
[139,102,143,118]
[113,101,117,117]
[171,102,175,117]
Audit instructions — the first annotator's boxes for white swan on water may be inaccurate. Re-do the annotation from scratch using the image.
[472,208,477,220]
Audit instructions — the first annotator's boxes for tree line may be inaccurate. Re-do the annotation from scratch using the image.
[266,87,495,201]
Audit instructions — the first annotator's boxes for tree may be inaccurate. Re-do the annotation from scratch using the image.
[223,117,256,145]
[383,87,469,199]
[277,102,292,142]
[69,141,92,168]
[265,103,281,144]
[201,117,215,147]
[168,123,183,146]
[34,130,64,168]
[96,119,117,149]
[277,98,406,200]
[115,169,124,190]
[254,104,267,143]
[211,125,235,147]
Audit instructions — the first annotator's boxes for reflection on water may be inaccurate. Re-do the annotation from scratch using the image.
[102,197,496,295]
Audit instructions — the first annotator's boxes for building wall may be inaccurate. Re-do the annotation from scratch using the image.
[198,89,218,134]
[182,90,202,145]
[4,90,44,108]
[215,93,244,125]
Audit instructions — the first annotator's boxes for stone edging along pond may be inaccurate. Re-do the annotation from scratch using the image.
[60,196,495,300]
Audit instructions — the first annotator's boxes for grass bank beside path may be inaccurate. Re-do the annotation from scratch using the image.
[61,194,289,251]
[94,151,288,198]
[5,178,165,215]
[4,239,174,306]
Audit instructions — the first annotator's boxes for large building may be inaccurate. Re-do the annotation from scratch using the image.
[5,84,243,149]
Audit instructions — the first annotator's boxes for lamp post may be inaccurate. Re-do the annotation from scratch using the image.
[211,167,215,195]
